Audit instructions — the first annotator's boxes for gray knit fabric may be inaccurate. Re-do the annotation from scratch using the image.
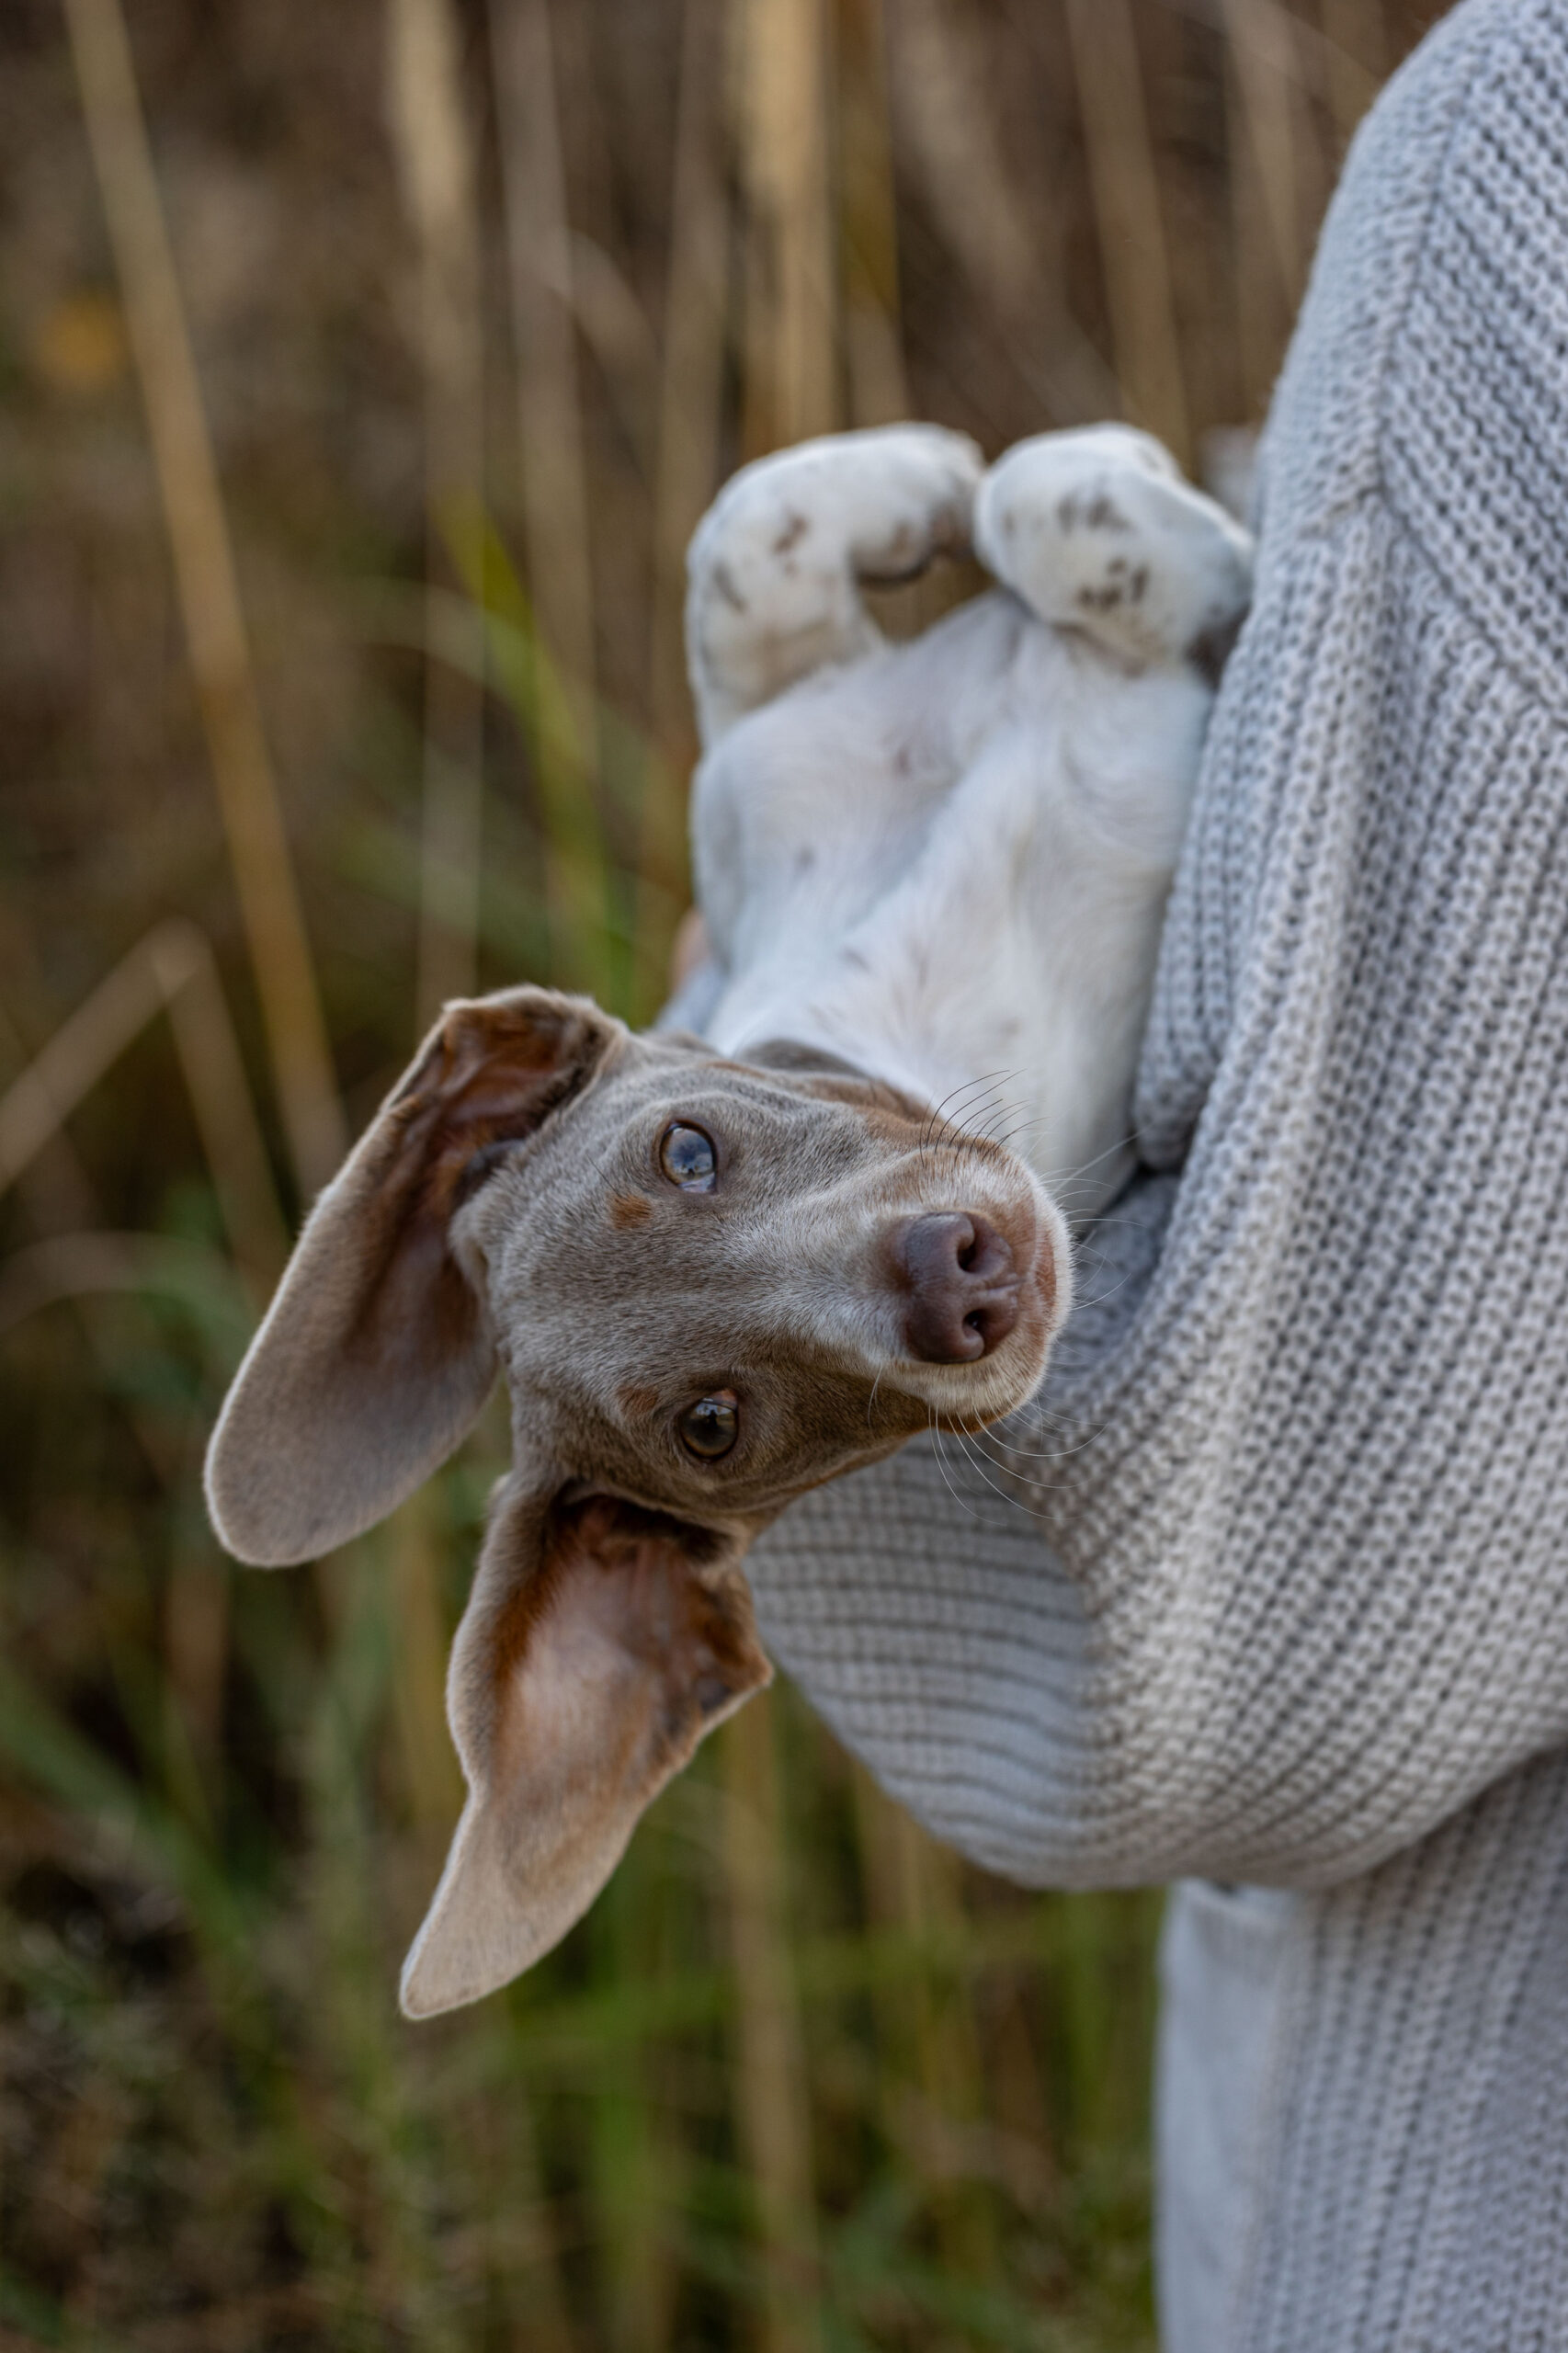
[745,3,1568,2344]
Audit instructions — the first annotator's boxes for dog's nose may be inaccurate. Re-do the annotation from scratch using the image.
[894,1212,1020,1362]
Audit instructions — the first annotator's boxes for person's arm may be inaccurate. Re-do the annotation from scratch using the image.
[751,470,1568,1892]
[749,0,1568,1880]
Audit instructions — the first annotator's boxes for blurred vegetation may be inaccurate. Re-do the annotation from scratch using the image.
[1,0,1436,2343]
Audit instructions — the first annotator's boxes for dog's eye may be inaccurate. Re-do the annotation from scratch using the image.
[678,1392,738,1460]
[659,1122,717,1191]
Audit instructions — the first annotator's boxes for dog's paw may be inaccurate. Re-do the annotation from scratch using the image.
[687,425,983,744]
[973,426,1253,676]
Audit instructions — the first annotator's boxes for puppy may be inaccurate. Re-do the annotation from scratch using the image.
[205,425,1251,2016]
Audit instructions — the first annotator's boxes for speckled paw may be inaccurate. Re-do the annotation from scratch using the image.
[974,426,1254,675]
[686,425,983,743]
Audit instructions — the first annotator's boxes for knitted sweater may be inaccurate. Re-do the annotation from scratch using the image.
[744,4,1568,2344]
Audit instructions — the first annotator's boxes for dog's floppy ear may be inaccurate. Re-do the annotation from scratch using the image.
[205,988,622,1567]
[400,1481,770,2017]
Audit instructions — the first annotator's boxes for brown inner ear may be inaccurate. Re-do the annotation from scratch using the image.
[356,997,615,1373]
[492,1492,764,1722]
[399,1485,771,2018]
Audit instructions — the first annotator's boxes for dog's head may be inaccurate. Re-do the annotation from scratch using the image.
[206,986,1066,2014]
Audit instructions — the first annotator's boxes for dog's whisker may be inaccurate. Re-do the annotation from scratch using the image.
[927,1406,978,1517]
[943,1424,1002,1509]
[983,1121,1046,1158]
[954,1080,1021,1131]
[972,1422,1105,1464]
[1031,1126,1148,1191]
[937,1105,1024,1167]
[938,1067,1021,1116]
[1002,1406,1076,1441]
[919,1069,1018,1156]
[969,1108,1025,1152]
[924,1069,1026,1149]
[954,1412,1104,1483]
[1070,1265,1141,1312]
[970,1424,1111,1469]
[935,1085,1017,1152]
[970,1406,1118,1464]
[947,1426,1059,1518]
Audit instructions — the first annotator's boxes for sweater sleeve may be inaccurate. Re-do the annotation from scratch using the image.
[744,0,1568,1891]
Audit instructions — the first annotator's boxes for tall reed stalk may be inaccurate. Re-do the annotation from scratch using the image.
[839,0,910,428]
[62,0,346,1200]
[386,0,488,1029]
[1222,8,1293,419]
[854,1772,1007,2283]
[892,0,1119,428]
[0,921,286,1300]
[1221,0,1309,329]
[650,0,732,770]
[0,915,286,1896]
[1064,0,1190,464]
[723,1699,824,2353]
[737,0,837,454]
[0,997,181,1495]
[1319,0,1384,148]
[490,0,607,995]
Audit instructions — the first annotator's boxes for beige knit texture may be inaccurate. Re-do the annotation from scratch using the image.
[747,2,1568,2342]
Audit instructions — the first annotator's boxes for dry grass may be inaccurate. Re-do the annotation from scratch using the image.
[386,0,488,1025]
[62,0,347,1196]
[0,0,1437,2343]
